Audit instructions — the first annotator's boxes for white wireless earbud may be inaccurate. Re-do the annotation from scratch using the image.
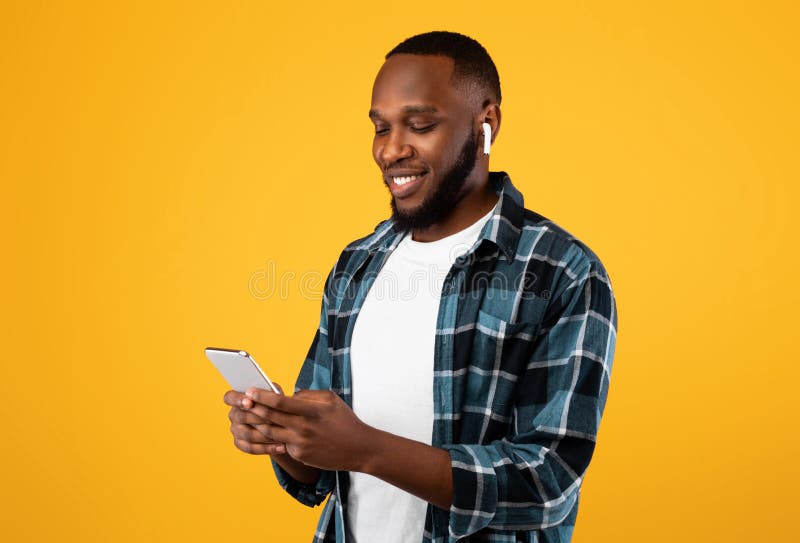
[482,122,491,155]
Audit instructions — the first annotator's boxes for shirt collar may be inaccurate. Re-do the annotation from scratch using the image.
[367,171,524,262]
[483,171,525,261]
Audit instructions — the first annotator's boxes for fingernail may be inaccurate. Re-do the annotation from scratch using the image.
[245,390,254,398]
[276,445,285,454]
[241,398,251,409]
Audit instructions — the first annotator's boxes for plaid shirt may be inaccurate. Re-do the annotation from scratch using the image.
[272,172,617,543]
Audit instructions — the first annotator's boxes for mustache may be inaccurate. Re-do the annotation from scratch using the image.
[380,158,427,172]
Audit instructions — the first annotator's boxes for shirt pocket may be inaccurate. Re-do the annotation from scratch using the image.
[461,310,539,441]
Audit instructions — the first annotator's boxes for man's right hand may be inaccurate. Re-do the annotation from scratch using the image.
[223,387,286,456]
[223,384,322,486]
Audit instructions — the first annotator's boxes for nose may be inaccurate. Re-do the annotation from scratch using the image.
[377,129,413,166]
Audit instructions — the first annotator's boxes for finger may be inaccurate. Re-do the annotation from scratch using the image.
[245,388,320,417]
[263,442,286,455]
[223,390,245,407]
[229,407,271,426]
[231,422,277,444]
[241,401,271,420]
[233,439,285,455]
[256,422,293,444]
[233,438,267,455]
[242,387,279,410]
[223,390,256,410]
[252,423,270,436]
[292,389,333,402]
[251,423,289,452]
[264,407,299,428]
[229,401,282,425]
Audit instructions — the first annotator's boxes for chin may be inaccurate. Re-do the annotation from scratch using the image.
[390,185,429,212]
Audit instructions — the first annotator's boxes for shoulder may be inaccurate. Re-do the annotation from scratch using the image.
[335,217,398,265]
[341,217,396,253]
[322,218,400,297]
[516,208,613,297]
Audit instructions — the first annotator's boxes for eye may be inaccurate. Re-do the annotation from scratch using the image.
[374,126,390,136]
[410,124,436,133]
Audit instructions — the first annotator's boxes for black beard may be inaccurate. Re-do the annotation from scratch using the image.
[389,128,479,231]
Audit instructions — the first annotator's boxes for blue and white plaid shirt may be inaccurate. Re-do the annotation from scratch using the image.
[272,172,618,543]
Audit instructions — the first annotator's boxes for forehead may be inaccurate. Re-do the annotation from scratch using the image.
[371,54,465,114]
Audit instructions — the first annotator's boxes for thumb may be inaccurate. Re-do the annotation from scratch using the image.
[293,389,335,403]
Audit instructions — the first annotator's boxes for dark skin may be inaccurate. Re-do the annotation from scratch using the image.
[224,54,502,511]
[371,54,500,241]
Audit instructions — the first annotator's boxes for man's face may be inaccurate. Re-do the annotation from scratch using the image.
[369,54,481,230]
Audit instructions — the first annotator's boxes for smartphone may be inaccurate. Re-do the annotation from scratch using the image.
[204,347,281,394]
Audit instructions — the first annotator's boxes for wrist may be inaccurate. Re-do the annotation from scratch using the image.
[274,452,321,485]
[355,423,387,475]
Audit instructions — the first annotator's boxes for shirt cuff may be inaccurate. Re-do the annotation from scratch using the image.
[271,457,334,507]
[442,444,499,539]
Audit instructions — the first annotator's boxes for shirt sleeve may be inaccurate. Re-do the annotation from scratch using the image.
[271,267,337,507]
[442,258,618,539]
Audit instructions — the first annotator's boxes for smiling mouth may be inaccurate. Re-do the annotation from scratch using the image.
[386,172,427,199]
[392,175,420,186]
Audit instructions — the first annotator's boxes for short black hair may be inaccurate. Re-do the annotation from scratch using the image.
[386,31,502,105]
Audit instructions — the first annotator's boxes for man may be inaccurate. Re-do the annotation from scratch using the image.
[224,31,617,543]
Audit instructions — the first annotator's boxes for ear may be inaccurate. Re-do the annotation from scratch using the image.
[480,103,501,145]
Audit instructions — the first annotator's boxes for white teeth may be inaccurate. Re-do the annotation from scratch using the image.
[393,175,419,186]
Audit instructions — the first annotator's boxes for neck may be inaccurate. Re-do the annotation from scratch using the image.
[411,171,498,242]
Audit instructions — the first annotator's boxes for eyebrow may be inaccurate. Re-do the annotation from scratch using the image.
[368,105,440,119]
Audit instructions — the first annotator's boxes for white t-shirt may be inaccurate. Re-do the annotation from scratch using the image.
[347,208,494,543]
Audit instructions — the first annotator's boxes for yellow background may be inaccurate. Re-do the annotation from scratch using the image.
[1,1,797,541]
